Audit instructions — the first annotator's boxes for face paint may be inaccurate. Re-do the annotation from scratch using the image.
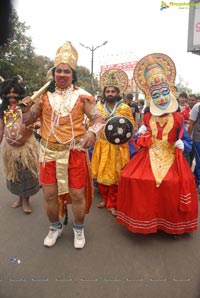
[55,63,73,89]
[151,86,171,110]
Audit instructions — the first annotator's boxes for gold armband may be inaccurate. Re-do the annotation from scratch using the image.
[88,123,105,136]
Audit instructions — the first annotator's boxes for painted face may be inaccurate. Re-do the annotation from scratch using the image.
[6,87,20,106]
[54,63,73,89]
[151,86,171,110]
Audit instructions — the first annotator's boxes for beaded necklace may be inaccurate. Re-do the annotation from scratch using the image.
[45,85,75,145]
[52,85,73,124]
[3,105,22,128]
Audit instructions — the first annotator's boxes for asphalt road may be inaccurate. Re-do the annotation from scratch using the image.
[0,148,200,298]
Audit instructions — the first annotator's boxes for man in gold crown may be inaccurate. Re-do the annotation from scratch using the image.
[21,41,104,248]
[90,69,136,216]
[116,53,198,236]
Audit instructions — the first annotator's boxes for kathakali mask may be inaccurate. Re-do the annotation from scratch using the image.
[134,53,178,116]
[100,69,128,95]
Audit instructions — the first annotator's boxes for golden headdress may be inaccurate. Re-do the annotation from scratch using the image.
[134,53,178,115]
[100,69,128,94]
[54,41,78,69]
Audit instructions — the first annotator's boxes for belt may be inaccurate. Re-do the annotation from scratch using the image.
[41,139,70,151]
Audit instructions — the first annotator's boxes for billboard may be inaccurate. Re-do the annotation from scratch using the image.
[187,0,200,54]
[100,61,137,74]
[100,60,138,96]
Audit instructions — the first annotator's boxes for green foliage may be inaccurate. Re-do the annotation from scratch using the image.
[0,9,53,95]
[76,65,99,95]
[0,8,97,96]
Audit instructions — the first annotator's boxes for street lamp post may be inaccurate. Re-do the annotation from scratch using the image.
[80,41,108,93]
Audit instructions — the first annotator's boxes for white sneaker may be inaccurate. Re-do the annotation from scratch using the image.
[73,228,85,249]
[44,226,63,247]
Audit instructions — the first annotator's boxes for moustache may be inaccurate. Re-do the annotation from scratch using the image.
[3,95,23,100]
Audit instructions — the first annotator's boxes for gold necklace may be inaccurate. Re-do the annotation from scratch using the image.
[55,84,72,92]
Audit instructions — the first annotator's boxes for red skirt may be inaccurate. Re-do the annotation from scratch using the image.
[117,148,198,234]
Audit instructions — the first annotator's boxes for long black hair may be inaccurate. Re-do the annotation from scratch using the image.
[0,77,26,117]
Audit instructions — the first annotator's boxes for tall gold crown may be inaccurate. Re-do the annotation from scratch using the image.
[146,63,165,85]
[54,41,78,69]
[103,70,120,87]
[100,69,128,94]
[134,53,176,106]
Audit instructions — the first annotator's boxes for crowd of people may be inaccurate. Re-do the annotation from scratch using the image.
[0,42,199,249]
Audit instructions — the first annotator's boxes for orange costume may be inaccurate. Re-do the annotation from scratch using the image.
[21,41,105,249]
[39,86,97,218]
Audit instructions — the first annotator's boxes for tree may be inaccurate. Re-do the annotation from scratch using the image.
[0,8,98,96]
[0,8,53,95]
[76,65,99,95]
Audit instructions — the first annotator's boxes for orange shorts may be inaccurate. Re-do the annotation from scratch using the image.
[40,149,87,189]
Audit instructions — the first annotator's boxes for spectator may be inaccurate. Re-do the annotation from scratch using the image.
[188,101,200,191]
[125,93,140,129]
[178,92,188,111]
[181,94,197,166]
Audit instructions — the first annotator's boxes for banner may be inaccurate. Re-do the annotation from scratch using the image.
[100,61,137,74]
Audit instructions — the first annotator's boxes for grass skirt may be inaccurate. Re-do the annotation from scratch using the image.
[2,134,40,196]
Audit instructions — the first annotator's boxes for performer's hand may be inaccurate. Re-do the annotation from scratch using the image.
[138,124,147,135]
[19,96,34,112]
[80,131,96,149]
[175,139,184,151]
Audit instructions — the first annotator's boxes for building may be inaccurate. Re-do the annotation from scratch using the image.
[188,0,200,55]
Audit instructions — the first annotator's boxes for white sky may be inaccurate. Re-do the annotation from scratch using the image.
[13,0,200,93]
